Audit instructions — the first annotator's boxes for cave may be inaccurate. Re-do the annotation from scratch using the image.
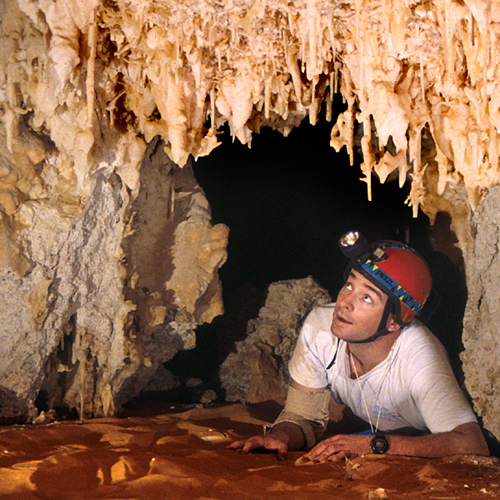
[2,0,500,497]
[160,110,468,409]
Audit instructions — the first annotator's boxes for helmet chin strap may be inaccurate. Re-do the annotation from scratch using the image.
[346,300,398,344]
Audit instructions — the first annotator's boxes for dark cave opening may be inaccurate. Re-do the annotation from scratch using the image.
[148,101,467,408]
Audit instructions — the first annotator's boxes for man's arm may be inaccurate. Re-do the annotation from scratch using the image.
[228,380,328,460]
[306,421,489,462]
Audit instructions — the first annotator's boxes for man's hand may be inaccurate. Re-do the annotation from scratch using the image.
[305,434,372,462]
[227,435,289,460]
[228,421,307,460]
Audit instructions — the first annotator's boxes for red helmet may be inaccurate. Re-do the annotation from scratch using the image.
[340,232,432,326]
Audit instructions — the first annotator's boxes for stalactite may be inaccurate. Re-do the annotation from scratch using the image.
[86,9,97,128]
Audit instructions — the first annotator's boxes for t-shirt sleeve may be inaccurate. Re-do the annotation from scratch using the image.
[288,308,330,389]
[408,336,478,433]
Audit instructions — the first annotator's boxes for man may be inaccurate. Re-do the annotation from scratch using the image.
[229,231,489,461]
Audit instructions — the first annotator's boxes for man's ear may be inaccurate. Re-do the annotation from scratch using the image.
[386,313,400,332]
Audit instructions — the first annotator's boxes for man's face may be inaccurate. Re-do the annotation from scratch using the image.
[331,269,390,342]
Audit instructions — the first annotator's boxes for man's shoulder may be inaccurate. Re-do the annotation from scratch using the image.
[299,303,337,348]
[399,319,449,362]
[401,319,443,344]
[304,303,336,330]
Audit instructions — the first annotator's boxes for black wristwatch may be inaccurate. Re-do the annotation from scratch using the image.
[370,432,389,454]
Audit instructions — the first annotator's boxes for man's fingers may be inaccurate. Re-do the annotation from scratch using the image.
[307,437,345,462]
[308,446,345,462]
[241,440,260,454]
[328,450,347,462]
[306,443,328,461]
[307,434,369,462]
[227,436,268,453]
[227,435,289,459]
[311,448,332,462]
[226,439,246,450]
[227,438,260,453]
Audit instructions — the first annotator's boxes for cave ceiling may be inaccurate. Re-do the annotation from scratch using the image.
[2,0,500,248]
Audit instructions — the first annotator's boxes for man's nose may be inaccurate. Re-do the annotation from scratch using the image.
[339,291,354,310]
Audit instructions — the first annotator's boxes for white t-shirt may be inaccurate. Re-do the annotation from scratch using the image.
[288,304,478,434]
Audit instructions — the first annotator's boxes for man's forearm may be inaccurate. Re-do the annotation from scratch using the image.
[387,422,489,458]
[270,421,307,451]
[306,422,489,462]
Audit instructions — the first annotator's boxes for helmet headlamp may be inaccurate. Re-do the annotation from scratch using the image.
[339,231,387,263]
[339,231,368,261]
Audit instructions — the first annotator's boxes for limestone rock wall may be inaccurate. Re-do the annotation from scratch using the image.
[0,0,229,420]
[462,186,500,442]
[0,137,228,421]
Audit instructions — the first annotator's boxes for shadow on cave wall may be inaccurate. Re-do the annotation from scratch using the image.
[157,105,467,405]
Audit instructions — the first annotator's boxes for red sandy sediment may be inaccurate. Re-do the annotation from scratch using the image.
[0,402,498,499]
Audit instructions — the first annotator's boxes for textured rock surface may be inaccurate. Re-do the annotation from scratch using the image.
[4,0,500,223]
[0,139,228,421]
[220,277,331,404]
[462,186,500,442]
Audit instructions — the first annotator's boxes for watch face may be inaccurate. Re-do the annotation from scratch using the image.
[370,435,389,454]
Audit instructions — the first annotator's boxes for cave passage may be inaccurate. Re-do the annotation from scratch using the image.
[193,115,418,295]
[157,105,467,405]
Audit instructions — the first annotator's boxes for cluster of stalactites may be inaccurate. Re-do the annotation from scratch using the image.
[3,0,500,218]
[93,0,346,165]
[336,0,500,218]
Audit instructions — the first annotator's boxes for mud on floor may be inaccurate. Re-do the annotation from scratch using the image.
[0,402,499,499]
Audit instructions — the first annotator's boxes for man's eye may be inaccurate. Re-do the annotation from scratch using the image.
[345,282,353,290]
[362,294,373,303]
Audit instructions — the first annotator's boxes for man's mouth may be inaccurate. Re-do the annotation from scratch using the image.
[335,313,352,325]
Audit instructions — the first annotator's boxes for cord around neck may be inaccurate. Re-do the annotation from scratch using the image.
[349,341,400,434]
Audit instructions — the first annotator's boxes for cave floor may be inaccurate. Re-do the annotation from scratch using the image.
[0,402,499,500]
